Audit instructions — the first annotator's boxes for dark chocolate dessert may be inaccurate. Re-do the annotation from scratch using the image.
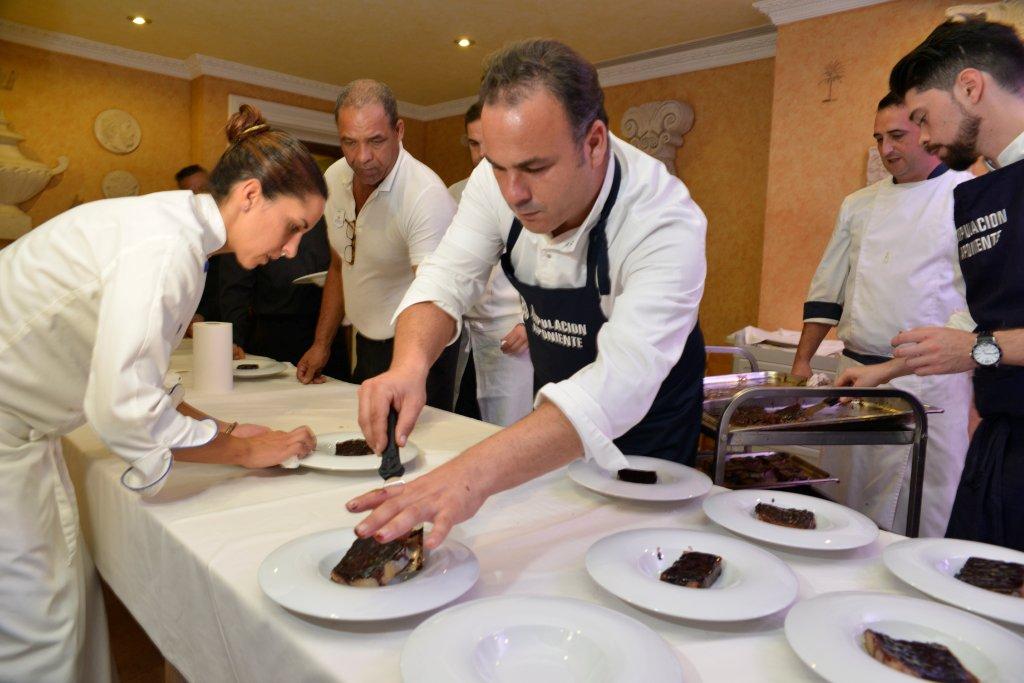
[330,527,425,587]
[863,629,978,682]
[659,551,722,588]
[954,557,1024,597]
[335,439,375,456]
[754,502,816,529]
[617,468,657,484]
[237,363,259,370]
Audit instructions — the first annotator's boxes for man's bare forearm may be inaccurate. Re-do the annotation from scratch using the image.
[793,322,832,368]
[312,250,345,347]
[391,302,457,375]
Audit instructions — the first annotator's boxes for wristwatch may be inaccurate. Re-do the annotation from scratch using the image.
[971,331,1002,367]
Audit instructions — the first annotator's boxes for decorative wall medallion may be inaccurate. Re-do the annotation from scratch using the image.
[94,109,141,154]
[102,170,140,198]
[946,1,1024,28]
[820,60,844,103]
[620,100,695,176]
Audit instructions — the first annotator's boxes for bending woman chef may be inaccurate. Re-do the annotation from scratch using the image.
[0,105,323,681]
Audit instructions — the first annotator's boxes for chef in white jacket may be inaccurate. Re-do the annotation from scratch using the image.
[0,105,321,682]
[449,100,534,426]
[792,93,973,536]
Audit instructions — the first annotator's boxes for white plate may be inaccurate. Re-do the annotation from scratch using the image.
[567,455,712,502]
[291,270,327,287]
[586,528,798,621]
[785,591,1024,683]
[258,527,478,621]
[401,595,684,683]
[883,537,1024,627]
[702,489,878,551]
[233,355,287,378]
[297,431,420,472]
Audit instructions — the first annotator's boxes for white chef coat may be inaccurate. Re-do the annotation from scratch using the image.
[804,168,974,535]
[399,133,707,469]
[0,190,224,680]
[995,130,1024,169]
[325,146,456,341]
[448,178,533,427]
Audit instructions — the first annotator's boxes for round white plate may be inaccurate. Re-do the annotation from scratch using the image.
[883,537,1024,627]
[401,595,684,683]
[292,270,328,287]
[785,591,1024,683]
[233,355,287,378]
[702,489,878,551]
[567,455,712,502]
[586,528,798,621]
[258,527,478,621]
[297,431,420,472]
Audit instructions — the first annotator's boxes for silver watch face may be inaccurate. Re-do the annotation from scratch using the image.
[973,341,1000,366]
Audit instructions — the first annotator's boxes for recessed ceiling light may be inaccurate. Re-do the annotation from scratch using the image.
[128,15,150,25]
[455,37,474,48]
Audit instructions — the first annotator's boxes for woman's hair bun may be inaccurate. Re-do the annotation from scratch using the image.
[225,104,269,144]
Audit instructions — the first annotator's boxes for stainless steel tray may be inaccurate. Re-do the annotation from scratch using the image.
[694,450,838,489]
[703,372,807,414]
[708,398,942,432]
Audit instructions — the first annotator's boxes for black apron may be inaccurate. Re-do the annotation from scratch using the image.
[500,160,705,465]
[946,158,1024,551]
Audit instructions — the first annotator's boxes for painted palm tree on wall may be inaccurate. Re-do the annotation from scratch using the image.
[820,60,844,103]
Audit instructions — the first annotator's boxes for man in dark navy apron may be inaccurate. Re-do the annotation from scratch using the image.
[840,18,1024,550]
[346,39,708,550]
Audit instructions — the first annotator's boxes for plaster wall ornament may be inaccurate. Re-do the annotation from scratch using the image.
[102,170,140,198]
[620,100,694,176]
[946,1,1024,28]
[0,110,68,239]
[94,109,141,154]
[866,147,891,186]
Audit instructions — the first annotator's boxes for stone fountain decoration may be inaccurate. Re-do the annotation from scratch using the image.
[621,100,694,177]
[0,110,68,240]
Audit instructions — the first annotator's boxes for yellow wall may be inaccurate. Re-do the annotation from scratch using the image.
[758,0,958,330]
[2,40,191,228]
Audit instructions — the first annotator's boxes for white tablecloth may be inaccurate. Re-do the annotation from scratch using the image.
[64,346,933,682]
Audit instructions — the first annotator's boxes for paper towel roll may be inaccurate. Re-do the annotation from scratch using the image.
[193,322,234,393]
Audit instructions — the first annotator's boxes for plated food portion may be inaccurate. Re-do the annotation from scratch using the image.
[295,431,420,472]
[258,527,478,621]
[232,355,287,378]
[567,455,712,502]
[585,528,797,621]
[785,592,1024,683]
[703,489,878,551]
[883,538,1024,626]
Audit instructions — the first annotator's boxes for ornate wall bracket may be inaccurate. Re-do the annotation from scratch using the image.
[621,100,694,176]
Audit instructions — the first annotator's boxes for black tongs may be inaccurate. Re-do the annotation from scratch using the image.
[378,407,405,483]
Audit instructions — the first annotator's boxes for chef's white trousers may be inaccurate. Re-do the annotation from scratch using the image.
[820,356,970,536]
[467,321,534,428]
[0,412,112,683]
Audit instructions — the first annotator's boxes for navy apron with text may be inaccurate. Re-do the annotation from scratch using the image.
[946,158,1024,550]
[500,160,705,465]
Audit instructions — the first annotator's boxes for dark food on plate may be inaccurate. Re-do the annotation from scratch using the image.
[617,468,657,484]
[863,629,978,683]
[236,363,259,370]
[335,439,375,456]
[754,502,816,529]
[695,452,824,487]
[330,527,425,586]
[954,556,1024,597]
[659,551,722,588]
[730,402,808,427]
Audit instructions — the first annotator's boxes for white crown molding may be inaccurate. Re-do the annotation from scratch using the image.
[597,31,776,88]
[227,94,339,146]
[0,18,189,78]
[754,0,895,26]
[2,18,777,121]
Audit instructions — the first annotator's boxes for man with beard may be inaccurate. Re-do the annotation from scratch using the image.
[296,80,460,408]
[793,93,973,536]
[839,18,1024,550]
